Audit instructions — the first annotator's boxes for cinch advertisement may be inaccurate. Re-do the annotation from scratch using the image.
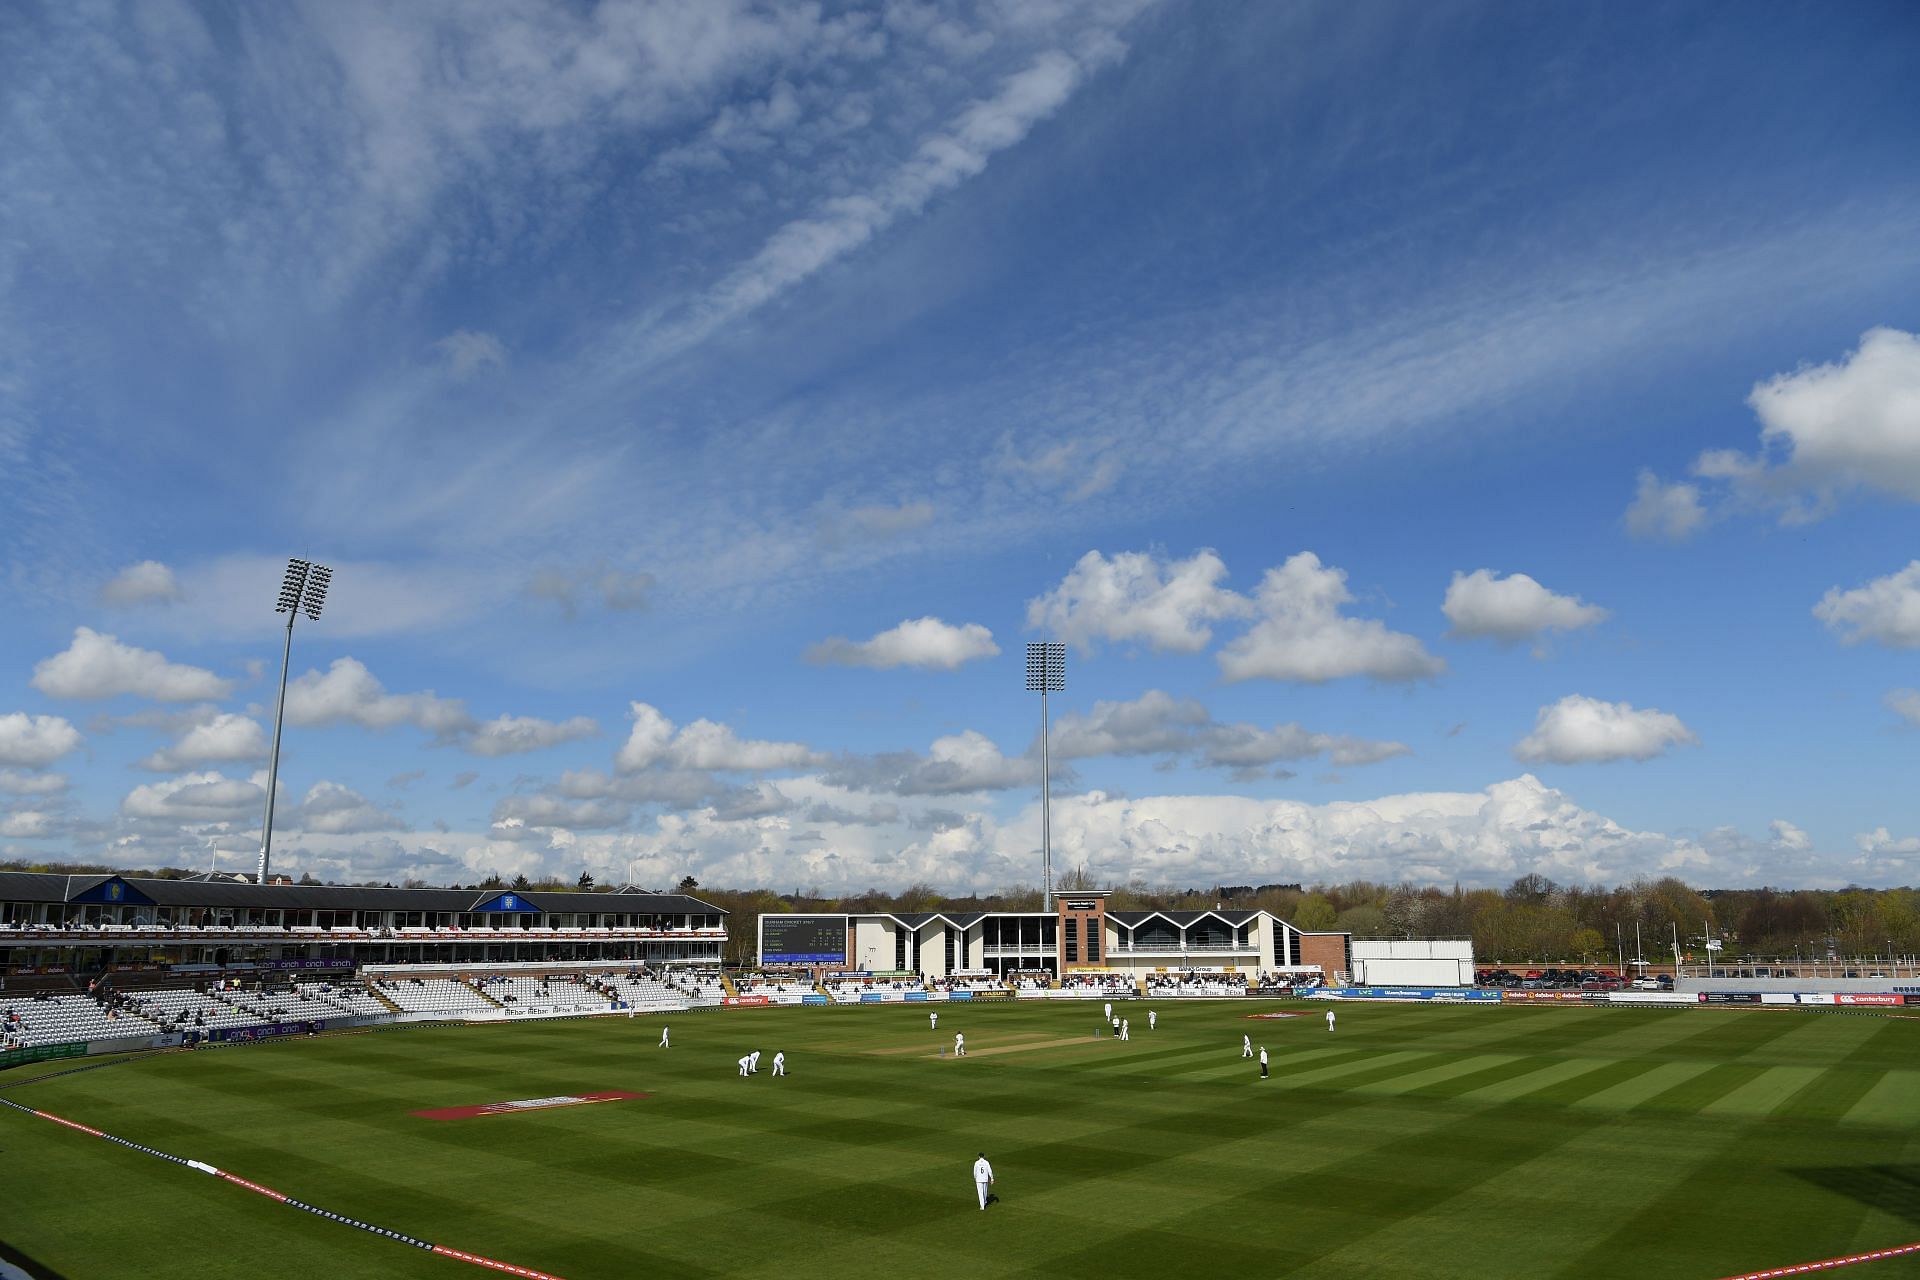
[1321,987,1501,1002]
[758,915,849,966]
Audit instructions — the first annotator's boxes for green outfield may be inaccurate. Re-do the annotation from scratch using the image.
[3,1001,1918,1279]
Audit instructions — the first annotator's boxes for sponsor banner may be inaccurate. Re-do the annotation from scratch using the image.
[108,963,166,972]
[800,993,829,1005]
[1759,993,1798,1005]
[210,1020,324,1043]
[1606,991,1704,1004]
[946,990,974,1001]
[904,991,929,1002]
[721,995,770,1008]
[1796,993,1835,1005]
[969,990,1016,1002]
[858,992,891,1003]
[1324,987,1501,1002]
[1704,992,1761,1003]
[1833,993,1901,1006]
[258,958,356,971]
[1500,990,1586,1003]
[413,1090,648,1121]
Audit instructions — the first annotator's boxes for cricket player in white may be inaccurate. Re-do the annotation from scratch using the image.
[1242,1033,1254,1058]
[659,1025,670,1048]
[954,1032,966,1057]
[1148,1009,1156,1031]
[1104,1001,1113,1022]
[930,1010,938,1030]
[749,1049,762,1072]
[973,1153,995,1210]
[737,1054,751,1077]
[772,1051,786,1077]
[1120,1018,1129,1041]
[1326,1009,1336,1032]
[1259,1046,1269,1078]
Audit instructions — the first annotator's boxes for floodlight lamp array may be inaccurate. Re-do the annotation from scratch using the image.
[1024,641,1065,692]
[302,563,332,621]
[275,559,311,614]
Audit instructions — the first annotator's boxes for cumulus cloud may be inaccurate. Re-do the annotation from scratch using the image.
[1219,552,1444,683]
[1768,819,1812,853]
[100,560,183,605]
[465,715,600,757]
[1624,470,1709,541]
[137,713,267,772]
[1027,549,1249,654]
[1734,326,1920,510]
[1047,689,1407,774]
[0,769,69,796]
[283,657,475,738]
[821,729,1036,796]
[1513,695,1698,765]
[122,770,264,822]
[614,702,821,773]
[1887,689,1920,728]
[289,781,404,835]
[805,617,999,670]
[1442,569,1608,643]
[32,627,233,701]
[0,811,55,839]
[0,712,83,768]
[1814,561,1920,648]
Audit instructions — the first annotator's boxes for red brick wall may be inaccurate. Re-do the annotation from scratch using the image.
[1298,932,1350,981]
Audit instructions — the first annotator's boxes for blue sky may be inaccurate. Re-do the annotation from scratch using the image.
[2,0,1917,892]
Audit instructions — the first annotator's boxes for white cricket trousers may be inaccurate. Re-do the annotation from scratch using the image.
[976,1180,990,1210]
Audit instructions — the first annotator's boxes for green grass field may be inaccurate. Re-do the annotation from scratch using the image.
[3,1001,1919,1279]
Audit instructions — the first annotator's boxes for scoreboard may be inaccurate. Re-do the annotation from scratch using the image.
[758,914,849,966]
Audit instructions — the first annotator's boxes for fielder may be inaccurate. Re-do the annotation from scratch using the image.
[772,1050,786,1077]
[1104,1001,1113,1023]
[954,1032,966,1057]
[1242,1033,1254,1058]
[1326,1009,1337,1033]
[1148,1009,1156,1031]
[659,1024,670,1048]
[737,1054,751,1077]
[749,1049,762,1072]
[972,1152,996,1210]
[930,1010,938,1030]
[1120,1018,1130,1041]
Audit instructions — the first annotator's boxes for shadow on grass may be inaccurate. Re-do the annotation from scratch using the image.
[0,1235,71,1280]
[1790,1164,1920,1227]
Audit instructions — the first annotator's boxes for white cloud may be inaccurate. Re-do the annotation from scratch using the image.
[493,793,632,832]
[0,811,54,839]
[1887,688,1920,728]
[138,713,267,772]
[0,712,83,768]
[806,617,1000,670]
[122,770,264,822]
[290,781,404,835]
[1856,827,1920,857]
[1048,689,1407,774]
[283,657,475,738]
[31,627,233,701]
[1442,569,1608,643]
[1219,552,1444,683]
[1514,694,1698,765]
[1814,561,1920,648]
[1624,469,1709,541]
[1739,326,1920,507]
[100,560,182,605]
[614,702,821,774]
[465,715,600,758]
[821,729,1036,796]
[435,329,506,380]
[1768,819,1812,853]
[0,769,68,796]
[1027,549,1249,654]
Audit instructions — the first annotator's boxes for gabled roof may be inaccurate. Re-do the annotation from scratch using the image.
[1109,908,1266,929]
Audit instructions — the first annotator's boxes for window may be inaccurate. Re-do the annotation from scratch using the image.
[1086,927,1100,963]
[1064,918,1079,964]
[895,927,908,972]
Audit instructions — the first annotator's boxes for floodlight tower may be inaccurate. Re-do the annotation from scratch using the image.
[1025,642,1065,912]
[257,557,331,885]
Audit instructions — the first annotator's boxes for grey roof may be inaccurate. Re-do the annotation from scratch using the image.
[0,871,724,916]
[1109,909,1266,928]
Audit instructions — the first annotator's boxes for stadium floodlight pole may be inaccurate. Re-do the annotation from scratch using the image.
[1025,642,1065,913]
[257,557,332,886]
